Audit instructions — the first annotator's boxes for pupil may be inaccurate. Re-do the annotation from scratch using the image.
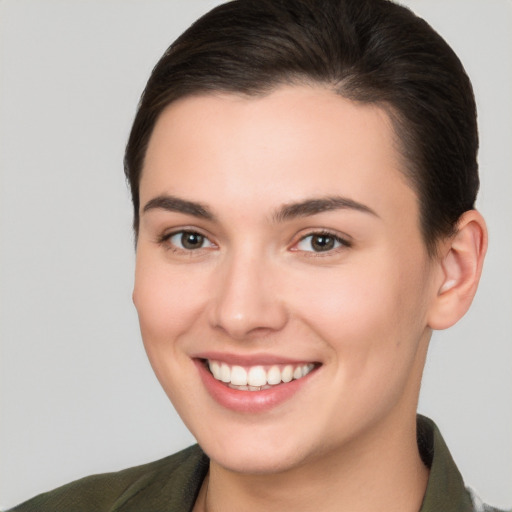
[181,232,203,249]
[312,235,334,251]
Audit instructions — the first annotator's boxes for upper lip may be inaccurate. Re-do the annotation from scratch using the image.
[192,351,319,367]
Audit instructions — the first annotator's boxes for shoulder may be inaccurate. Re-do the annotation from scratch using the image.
[467,488,511,512]
[7,444,209,512]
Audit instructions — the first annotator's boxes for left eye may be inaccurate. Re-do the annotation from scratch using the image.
[296,233,346,252]
[168,231,214,250]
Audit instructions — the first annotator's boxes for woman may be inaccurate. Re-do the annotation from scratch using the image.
[5,0,510,510]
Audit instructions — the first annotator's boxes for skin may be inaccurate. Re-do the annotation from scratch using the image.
[133,85,486,512]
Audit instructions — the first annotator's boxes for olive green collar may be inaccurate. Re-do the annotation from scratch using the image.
[417,415,475,512]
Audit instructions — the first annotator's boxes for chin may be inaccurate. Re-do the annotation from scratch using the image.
[194,422,318,475]
[207,444,305,475]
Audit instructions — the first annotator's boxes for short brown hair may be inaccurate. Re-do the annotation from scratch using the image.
[124,0,479,254]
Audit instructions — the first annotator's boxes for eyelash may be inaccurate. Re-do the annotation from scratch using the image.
[157,229,352,255]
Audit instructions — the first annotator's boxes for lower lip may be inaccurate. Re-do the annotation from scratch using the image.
[194,359,316,413]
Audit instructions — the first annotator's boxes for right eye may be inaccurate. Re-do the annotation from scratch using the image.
[165,230,215,251]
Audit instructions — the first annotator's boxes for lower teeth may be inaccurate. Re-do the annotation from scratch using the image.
[228,383,274,391]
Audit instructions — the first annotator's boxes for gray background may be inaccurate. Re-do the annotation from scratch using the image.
[0,0,510,509]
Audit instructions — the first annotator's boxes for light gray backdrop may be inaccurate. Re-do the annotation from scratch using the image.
[1,0,511,509]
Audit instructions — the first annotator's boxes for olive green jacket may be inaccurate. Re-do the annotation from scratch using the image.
[7,416,508,512]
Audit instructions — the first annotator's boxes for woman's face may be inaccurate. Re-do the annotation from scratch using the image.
[134,86,442,474]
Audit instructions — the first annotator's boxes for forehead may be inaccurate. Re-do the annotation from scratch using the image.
[141,85,417,224]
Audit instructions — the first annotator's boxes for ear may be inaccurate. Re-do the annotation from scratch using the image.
[427,210,488,330]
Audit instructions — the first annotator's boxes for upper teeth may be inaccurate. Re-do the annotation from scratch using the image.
[208,360,315,388]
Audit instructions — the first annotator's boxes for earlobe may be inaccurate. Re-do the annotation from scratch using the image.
[427,210,488,330]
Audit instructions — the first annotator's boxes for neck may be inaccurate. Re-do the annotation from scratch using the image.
[198,413,429,512]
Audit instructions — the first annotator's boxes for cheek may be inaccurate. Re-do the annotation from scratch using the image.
[287,251,430,371]
[133,253,209,357]
[288,265,396,344]
[132,255,213,411]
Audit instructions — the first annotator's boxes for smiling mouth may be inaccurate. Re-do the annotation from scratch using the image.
[203,359,317,391]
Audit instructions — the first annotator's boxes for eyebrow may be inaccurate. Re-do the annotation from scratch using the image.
[143,195,215,220]
[142,194,377,223]
[272,196,378,222]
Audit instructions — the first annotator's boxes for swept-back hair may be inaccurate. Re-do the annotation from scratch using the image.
[125,0,478,254]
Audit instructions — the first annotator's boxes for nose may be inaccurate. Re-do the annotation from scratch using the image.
[209,249,288,340]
